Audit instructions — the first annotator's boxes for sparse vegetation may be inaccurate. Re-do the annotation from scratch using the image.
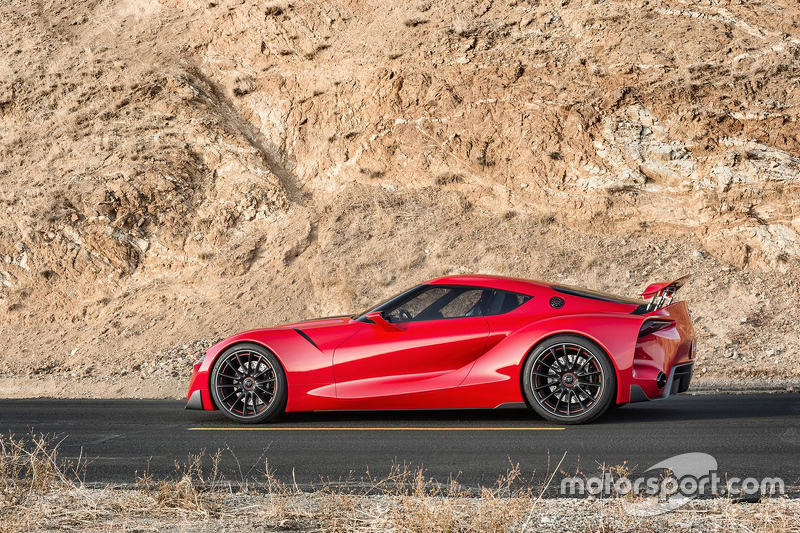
[582,255,599,269]
[359,167,385,179]
[232,76,255,96]
[435,172,465,186]
[404,18,429,28]
[452,16,475,37]
[303,43,330,60]
[1,435,797,532]
[264,3,283,17]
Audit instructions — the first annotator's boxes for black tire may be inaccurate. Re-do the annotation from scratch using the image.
[210,342,288,424]
[522,334,616,425]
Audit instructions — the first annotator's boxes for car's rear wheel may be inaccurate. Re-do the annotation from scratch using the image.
[522,334,616,425]
[210,343,287,423]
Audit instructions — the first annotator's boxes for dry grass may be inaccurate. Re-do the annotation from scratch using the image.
[404,18,429,28]
[452,16,475,37]
[1,435,798,532]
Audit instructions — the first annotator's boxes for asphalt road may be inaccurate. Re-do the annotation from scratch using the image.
[2,394,799,490]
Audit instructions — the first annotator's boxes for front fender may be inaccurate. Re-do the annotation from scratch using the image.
[189,328,336,412]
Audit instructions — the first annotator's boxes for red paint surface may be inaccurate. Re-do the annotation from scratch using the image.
[188,275,695,412]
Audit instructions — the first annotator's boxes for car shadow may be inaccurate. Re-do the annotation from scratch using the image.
[189,393,799,426]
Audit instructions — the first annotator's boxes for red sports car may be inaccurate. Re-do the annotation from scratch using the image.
[186,274,695,424]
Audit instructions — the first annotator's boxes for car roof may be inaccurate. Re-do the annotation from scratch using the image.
[424,274,549,295]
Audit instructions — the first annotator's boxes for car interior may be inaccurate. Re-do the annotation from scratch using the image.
[383,286,531,323]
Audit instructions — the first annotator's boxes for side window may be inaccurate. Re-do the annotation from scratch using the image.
[440,289,484,318]
[384,287,491,322]
[486,290,532,316]
[385,287,449,322]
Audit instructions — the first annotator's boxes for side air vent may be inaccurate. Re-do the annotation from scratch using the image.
[294,328,320,350]
[549,296,565,309]
[638,319,673,337]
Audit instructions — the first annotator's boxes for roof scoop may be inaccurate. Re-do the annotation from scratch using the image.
[639,275,691,311]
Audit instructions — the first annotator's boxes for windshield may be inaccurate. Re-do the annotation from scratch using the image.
[352,285,424,321]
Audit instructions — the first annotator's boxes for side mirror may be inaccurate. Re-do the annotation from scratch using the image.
[366,311,403,332]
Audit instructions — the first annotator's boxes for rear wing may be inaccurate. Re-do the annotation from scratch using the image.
[639,275,690,312]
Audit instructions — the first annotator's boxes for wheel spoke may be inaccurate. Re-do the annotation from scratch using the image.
[231,394,243,412]
[576,356,595,374]
[256,384,275,396]
[567,348,577,370]
[534,382,556,392]
[223,361,240,377]
[540,389,558,404]
[536,360,557,372]
[252,388,268,407]
[221,389,239,403]
[573,389,588,411]
[234,353,246,375]
[548,348,561,370]
[253,364,274,379]
[554,392,565,414]
[575,384,594,402]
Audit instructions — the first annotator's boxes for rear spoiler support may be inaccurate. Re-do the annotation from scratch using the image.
[639,275,691,312]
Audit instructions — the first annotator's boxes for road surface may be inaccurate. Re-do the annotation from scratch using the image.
[2,394,798,490]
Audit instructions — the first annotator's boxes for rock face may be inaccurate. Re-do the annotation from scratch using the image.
[0,0,798,397]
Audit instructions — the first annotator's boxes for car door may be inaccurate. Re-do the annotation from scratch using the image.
[333,286,492,399]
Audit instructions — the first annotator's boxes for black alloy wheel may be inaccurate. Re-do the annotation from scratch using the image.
[210,343,287,423]
[522,334,616,424]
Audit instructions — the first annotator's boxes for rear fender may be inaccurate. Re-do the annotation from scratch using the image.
[462,313,646,404]
[630,300,696,400]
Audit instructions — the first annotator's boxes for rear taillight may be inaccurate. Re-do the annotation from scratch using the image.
[639,319,674,337]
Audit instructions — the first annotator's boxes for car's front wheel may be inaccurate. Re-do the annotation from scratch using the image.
[210,343,287,423]
[522,334,616,424]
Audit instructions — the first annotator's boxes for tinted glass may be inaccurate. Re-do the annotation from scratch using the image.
[440,289,485,318]
[384,286,491,322]
[486,290,532,315]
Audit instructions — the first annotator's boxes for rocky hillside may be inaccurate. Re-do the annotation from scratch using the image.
[1,0,798,398]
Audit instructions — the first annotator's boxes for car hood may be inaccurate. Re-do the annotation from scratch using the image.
[207,315,363,359]
[277,315,357,330]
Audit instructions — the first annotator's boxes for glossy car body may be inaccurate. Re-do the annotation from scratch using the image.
[186,275,695,416]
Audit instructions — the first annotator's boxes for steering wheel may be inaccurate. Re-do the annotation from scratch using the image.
[398,309,413,322]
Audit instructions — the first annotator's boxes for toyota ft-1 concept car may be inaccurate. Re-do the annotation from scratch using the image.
[186,274,695,424]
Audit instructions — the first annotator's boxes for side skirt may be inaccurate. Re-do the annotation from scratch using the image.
[494,402,528,410]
